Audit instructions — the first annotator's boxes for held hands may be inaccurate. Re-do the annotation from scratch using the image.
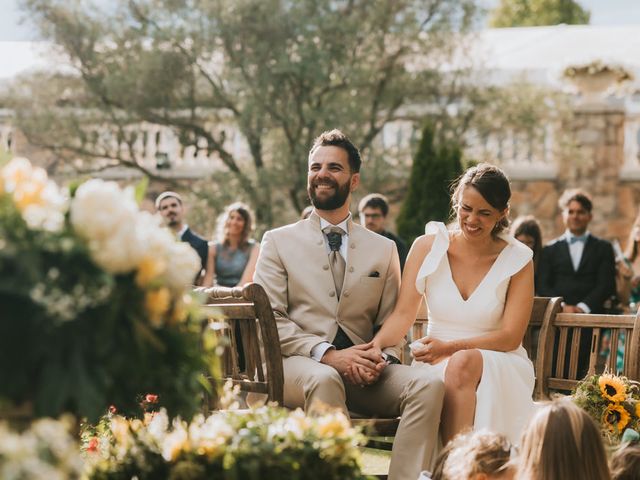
[410,336,452,364]
[321,342,386,386]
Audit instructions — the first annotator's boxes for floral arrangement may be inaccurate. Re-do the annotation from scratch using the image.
[0,157,219,422]
[82,406,371,480]
[573,373,640,444]
[562,60,634,82]
[0,416,84,479]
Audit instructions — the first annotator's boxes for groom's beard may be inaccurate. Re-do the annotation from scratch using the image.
[308,178,350,210]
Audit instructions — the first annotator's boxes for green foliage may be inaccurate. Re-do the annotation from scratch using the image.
[14,0,479,227]
[396,123,463,245]
[490,0,590,28]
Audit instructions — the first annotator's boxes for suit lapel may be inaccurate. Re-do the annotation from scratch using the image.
[577,235,595,272]
[558,237,574,270]
[307,213,340,307]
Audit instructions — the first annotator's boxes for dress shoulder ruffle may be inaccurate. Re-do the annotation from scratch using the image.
[415,221,449,294]
[493,233,533,285]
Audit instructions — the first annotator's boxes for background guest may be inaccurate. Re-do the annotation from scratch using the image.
[517,399,611,480]
[203,202,259,373]
[538,188,616,314]
[156,191,208,284]
[511,215,543,292]
[610,443,640,480]
[358,193,408,271]
[537,189,616,377]
[203,202,260,289]
[623,214,640,310]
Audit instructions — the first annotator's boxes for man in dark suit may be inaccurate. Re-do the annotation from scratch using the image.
[358,193,408,271]
[155,191,208,279]
[538,188,616,375]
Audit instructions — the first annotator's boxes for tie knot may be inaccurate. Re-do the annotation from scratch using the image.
[323,226,344,252]
[570,234,588,244]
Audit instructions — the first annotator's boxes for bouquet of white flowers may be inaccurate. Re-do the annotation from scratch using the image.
[0,158,219,422]
[83,406,371,480]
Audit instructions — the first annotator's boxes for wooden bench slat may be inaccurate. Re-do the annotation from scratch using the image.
[555,327,568,377]
[554,314,635,328]
[568,328,581,380]
[608,329,620,374]
[547,378,579,391]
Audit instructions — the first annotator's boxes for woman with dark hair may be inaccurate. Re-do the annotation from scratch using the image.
[511,215,543,292]
[203,202,260,288]
[372,163,535,445]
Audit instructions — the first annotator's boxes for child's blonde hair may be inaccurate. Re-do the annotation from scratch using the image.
[517,399,611,480]
[439,430,513,479]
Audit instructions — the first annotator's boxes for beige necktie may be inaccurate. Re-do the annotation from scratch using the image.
[323,226,346,297]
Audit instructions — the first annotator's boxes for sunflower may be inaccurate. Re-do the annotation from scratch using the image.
[603,404,631,433]
[599,374,627,402]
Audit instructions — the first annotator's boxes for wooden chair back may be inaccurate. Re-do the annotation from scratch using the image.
[535,308,640,399]
[201,283,284,405]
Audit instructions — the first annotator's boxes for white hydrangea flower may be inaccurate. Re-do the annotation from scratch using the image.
[147,409,170,443]
[164,241,201,289]
[70,179,138,243]
[89,225,140,274]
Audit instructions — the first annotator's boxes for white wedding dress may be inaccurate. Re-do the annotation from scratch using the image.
[414,222,535,444]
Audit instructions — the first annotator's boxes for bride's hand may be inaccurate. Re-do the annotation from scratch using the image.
[412,337,451,364]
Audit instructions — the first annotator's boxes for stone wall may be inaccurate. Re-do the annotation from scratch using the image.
[507,104,640,251]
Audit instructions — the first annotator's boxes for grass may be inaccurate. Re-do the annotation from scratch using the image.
[361,446,391,476]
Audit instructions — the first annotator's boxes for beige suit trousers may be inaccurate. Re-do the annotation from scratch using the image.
[283,356,444,480]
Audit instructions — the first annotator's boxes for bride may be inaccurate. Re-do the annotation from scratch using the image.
[370,163,535,444]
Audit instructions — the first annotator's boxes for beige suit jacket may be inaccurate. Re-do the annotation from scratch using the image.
[254,211,403,359]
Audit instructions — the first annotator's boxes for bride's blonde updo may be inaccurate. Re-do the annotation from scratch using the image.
[451,163,511,236]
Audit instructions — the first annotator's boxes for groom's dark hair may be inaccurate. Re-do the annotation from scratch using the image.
[309,129,361,173]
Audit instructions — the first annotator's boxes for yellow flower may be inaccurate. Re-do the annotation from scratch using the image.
[135,256,166,287]
[1,157,33,189]
[13,175,47,211]
[599,374,627,403]
[636,402,640,419]
[170,293,193,325]
[145,288,171,328]
[603,403,631,433]
[315,413,350,438]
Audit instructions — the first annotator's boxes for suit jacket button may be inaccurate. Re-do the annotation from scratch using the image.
[348,266,354,272]
[329,291,336,297]
[350,243,356,249]
[323,265,329,270]
[343,291,350,297]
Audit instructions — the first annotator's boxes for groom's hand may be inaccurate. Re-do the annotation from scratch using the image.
[321,344,383,385]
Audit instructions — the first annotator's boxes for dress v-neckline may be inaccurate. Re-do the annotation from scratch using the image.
[445,242,510,303]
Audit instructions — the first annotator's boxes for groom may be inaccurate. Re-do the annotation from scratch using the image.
[254,129,444,480]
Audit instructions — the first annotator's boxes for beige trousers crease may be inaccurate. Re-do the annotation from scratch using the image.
[283,355,444,480]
